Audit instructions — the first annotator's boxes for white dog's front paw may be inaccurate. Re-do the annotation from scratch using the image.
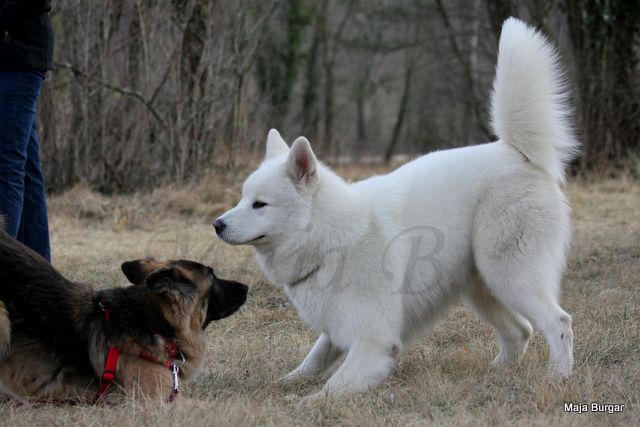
[298,390,332,407]
[279,371,301,383]
[279,367,314,383]
[491,348,516,367]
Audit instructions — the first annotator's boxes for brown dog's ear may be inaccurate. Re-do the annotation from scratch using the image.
[121,259,160,285]
[146,267,197,298]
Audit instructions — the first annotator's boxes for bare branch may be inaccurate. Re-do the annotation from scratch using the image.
[54,62,167,129]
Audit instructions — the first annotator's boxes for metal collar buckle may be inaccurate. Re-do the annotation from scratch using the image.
[170,351,186,398]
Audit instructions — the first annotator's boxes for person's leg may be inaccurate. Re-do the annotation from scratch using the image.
[17,119,50,261]
[0,71,32,235]
[0,71,46,251]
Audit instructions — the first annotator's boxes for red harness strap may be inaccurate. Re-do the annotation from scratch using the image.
[96,300,183,403]
[95,346,121,401]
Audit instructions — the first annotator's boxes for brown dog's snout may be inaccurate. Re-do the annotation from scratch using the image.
[205,280,248,326]
[226,281,248,308]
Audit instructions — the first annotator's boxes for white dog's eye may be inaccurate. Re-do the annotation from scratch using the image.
[252,200,267,209]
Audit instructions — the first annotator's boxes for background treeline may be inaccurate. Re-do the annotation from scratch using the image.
[40,0,640,192]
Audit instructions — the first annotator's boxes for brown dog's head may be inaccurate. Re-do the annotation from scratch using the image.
[120,258,248,329]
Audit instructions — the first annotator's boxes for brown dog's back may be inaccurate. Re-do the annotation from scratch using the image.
[0,227,96,376]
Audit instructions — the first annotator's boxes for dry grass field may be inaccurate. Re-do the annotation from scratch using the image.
[0,169,638,426]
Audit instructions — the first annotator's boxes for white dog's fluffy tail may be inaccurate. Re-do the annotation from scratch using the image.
[490,18,578,184]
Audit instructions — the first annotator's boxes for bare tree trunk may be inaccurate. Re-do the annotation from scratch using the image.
[302,15,320,142]
[435,0,490,139]
[319,0,354,159]
[464,0,481,145]
[318,0,333,156]
[384,52,415,164]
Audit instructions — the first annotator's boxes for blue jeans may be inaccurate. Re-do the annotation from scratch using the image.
[0,70,50,261]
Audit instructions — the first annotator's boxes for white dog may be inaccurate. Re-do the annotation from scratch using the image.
[215,18,577,397]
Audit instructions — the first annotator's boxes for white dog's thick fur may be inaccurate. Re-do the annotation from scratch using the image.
[216,18,577,397]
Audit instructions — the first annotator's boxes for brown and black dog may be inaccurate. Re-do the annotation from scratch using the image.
[0,221,248,402]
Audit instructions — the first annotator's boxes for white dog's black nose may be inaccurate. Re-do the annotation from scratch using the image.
[213,219,226,235]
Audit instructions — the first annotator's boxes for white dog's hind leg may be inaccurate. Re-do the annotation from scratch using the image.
[310,339,399,397]
[478,266,574,377]
[508,292,573,377]
[281,334,342,382]
[463,282,532,366]
[473,185,574,376]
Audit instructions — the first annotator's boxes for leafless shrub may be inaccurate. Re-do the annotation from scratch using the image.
[38,0,640,192]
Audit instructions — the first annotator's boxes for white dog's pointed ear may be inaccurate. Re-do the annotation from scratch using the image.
[266,129,289,159]
[287,137,317,184]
